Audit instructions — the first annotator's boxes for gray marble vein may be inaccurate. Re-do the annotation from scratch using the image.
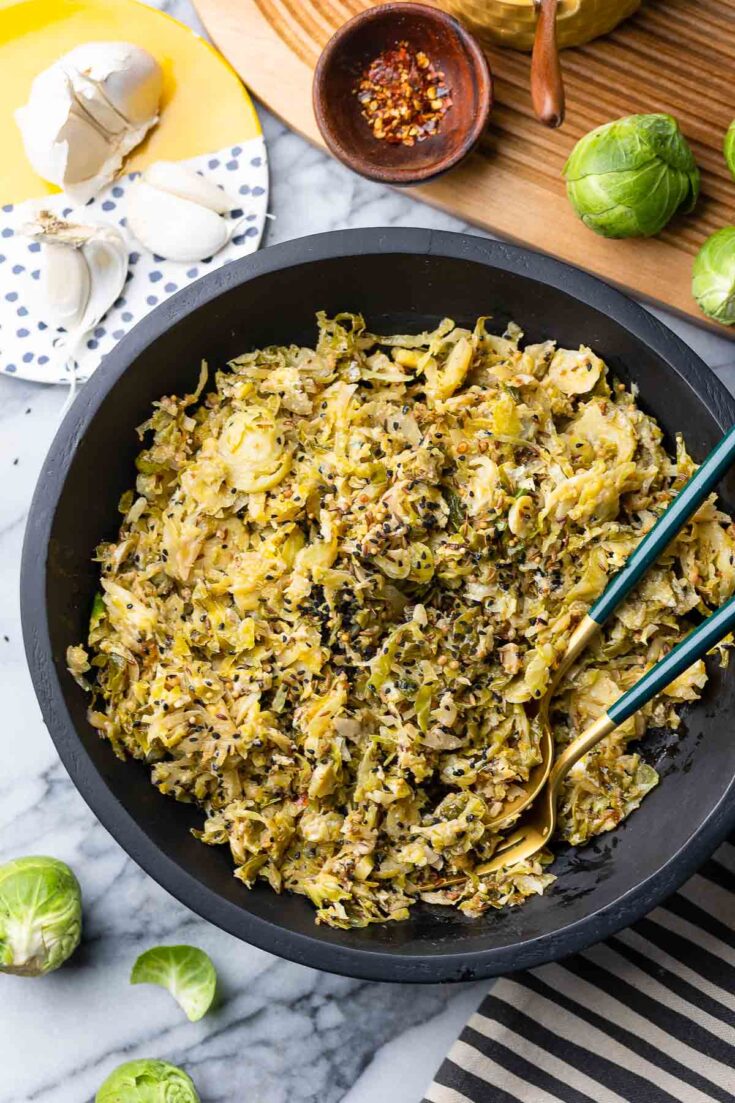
[2,2,735,1100]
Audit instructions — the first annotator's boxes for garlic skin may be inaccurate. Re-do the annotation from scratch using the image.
[16,42,162,204]
[143,161,238,214]
[127,163,241,263]
[24,210,128,361]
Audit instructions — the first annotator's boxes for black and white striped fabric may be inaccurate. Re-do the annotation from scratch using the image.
[425,837,735,1103]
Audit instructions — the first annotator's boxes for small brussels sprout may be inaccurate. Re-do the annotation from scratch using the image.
[131,945,217,1021]
[725,121,735,180]
[692,227,735,325]
[0,856,81,976]
[563,113,700,238]
[96,1059,200,1103]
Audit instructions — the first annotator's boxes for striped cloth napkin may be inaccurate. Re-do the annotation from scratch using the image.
[425,835,734,1103]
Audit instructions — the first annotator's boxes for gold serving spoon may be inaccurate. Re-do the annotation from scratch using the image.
[479,586,735,872]
[486,423,735,835]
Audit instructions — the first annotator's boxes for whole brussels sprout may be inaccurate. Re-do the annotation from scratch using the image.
[0,856,81,976]
[563,113,700,238]
[692,227,735,325]
[724,120,735,180]
[96,1059,200,1103]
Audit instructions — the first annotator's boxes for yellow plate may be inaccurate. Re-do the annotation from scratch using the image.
[0,0,262,204]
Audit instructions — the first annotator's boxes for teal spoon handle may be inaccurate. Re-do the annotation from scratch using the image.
[589,424,735,626]
[609,593,735,725]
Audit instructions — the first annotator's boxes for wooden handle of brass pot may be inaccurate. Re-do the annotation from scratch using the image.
[531,0,565,127]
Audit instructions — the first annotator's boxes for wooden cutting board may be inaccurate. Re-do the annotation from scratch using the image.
[194,0,735,334]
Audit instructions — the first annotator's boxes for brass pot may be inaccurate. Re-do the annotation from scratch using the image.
[439,0,641,51]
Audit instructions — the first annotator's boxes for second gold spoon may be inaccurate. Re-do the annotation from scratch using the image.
[487,422,735,833]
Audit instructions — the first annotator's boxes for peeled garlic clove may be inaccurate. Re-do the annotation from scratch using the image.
[142,161,239,214]
[42,242,91,330]
[15,42,162,203]
[127,180,232,262]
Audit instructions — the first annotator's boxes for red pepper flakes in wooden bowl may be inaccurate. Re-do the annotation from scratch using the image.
[355,41,453,147]
[313,2,492,186]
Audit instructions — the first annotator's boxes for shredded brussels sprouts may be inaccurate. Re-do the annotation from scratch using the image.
[68,313,735,928]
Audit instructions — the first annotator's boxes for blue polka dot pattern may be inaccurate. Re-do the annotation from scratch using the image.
[0,132,268,383]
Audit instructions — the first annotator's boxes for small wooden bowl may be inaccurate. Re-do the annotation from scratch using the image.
[313,2,492,186]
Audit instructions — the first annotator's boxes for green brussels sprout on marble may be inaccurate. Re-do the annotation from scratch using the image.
[96,1059,200,1103]
[563,113,699,238]
[0,856,81,976]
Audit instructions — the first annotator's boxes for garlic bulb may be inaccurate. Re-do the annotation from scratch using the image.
[127,161,240,263]
[16,43,162,204]
[24,210,128,361]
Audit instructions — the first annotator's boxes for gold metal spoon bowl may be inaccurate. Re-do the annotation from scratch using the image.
[484,423,735,840]
[480,588,735,872]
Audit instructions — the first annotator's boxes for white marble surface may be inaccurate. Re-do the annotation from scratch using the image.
[3,4,735,1101]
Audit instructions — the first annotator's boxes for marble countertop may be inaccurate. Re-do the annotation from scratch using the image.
[3,4,735,1100]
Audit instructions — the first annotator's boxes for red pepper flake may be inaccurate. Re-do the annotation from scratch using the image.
[355,41,452,147]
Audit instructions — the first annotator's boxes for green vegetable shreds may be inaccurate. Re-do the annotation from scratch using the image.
[563,113,700,238]
[69,313,735,928]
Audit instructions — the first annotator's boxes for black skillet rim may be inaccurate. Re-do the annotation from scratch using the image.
[21,228,735,982]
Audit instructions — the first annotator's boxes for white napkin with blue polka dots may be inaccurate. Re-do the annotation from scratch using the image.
[0,135,268,384]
